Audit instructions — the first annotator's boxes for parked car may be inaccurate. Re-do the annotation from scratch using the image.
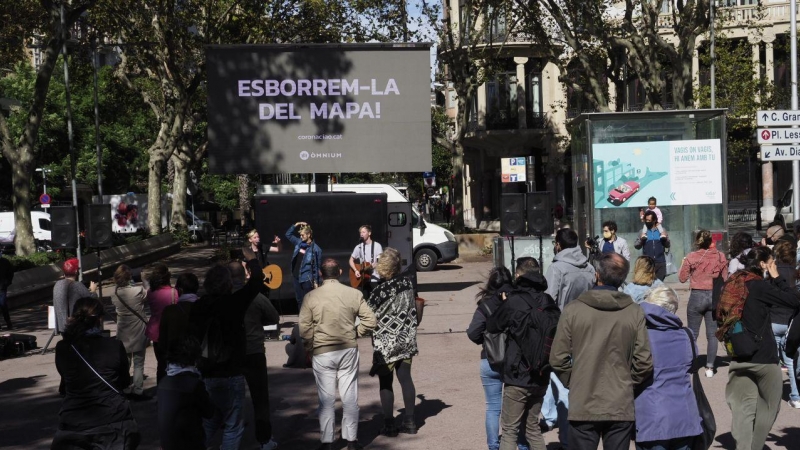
[607,181,640,206]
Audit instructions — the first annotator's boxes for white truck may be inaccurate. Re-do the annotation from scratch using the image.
[0,211,53,253]
[257,184,459,271]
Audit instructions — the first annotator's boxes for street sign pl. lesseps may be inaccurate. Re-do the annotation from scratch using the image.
[757,110,800,127]
[757,128,800,144]
[760,145,800,161]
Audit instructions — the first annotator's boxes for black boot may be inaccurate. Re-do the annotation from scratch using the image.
[399,416,417,435]
[380,418,398,437]
[347,440,364,450]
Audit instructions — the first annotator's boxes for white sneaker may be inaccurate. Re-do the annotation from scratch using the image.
[705,368,715,378]
[261,439,278,450]
[789,400,800,409]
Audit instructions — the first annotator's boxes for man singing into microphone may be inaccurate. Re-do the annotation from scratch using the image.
[349,225,383,298]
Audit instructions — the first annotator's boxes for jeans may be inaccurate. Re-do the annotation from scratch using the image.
[635,436,693,450]
[773,323,800,401]
[726,361,783,450]
[541,372,569,447]
[203,375,246,450]
[126,349,146,395]
[480,359,530,450]
[293,279,314,311]
[312,348,360,443]
[686,289,717,369]
[499,385,545,450]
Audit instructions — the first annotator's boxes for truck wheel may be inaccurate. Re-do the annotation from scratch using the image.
[415,248,438,272]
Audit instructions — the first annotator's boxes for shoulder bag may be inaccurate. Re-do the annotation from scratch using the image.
[684,328,716,450]
[481,302,507,371]
[115,287,148,325]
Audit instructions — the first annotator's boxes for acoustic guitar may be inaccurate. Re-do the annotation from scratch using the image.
[262,264,283,290]
[349,262,373,289]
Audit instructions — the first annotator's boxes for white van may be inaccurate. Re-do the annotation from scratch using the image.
[256,184,459,271]
[0,211,52,251]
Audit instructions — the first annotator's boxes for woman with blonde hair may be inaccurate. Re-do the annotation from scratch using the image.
[367,247,420,437]
[678,230,728,378]
[623,256,664,303]
[634,286,702,450]
[111,265,149,400]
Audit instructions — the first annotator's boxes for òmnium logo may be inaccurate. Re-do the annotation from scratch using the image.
[299,151,310,160]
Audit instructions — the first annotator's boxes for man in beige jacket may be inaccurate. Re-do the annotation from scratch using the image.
[299,258,377,450]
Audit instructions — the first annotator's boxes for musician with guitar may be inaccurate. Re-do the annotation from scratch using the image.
[242,229,282,296]
[349,225,383,298]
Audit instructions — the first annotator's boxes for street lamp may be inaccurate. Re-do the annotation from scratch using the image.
[35,167,52,196]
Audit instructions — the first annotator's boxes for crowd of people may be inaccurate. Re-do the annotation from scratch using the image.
[46,223,422,450]
[467,201,800,450]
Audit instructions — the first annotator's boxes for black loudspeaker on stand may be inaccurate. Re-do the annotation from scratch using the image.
[85,204,113,248]
[500,193,526,236]
[50,206,77,249]
[526,191,553,236]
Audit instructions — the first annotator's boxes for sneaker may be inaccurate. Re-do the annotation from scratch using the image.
[260,439,278,450]
[315,444,332,450]
[789,400,800,409]
[347,441,364,450]
[539,420,554,433]
[705,368,715,378]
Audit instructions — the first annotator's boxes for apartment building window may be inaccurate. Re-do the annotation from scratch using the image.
[486,6,507,40]
[459,3,473,43]
[486,72,518,130]
[659,1,670,14]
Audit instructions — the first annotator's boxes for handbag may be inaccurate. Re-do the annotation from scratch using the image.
[665,250,678,276]
[683,328,717,450]
[723,320,762,358]
[481,302,507,371]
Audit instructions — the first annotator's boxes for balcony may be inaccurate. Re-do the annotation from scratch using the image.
[478,29,537,45]
[659,3,797,29]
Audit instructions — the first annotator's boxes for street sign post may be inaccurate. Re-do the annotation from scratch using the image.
[758,110,800,127]
[760,145,800,161]
[757,128,800,144]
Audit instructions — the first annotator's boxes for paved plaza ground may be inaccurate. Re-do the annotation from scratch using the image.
[1,244,799,449]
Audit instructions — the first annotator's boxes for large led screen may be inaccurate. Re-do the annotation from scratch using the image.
[206,44,432,174]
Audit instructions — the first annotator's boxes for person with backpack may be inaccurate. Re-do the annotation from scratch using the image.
[467,266,529,450]
[678,230,728,378]
[771,239,800,408]
[550,252,653,450]
[719,246,800,450]
[189,264,255,450]
[486,257,560,450]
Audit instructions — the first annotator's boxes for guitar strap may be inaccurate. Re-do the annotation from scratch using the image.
[361,241,376,264]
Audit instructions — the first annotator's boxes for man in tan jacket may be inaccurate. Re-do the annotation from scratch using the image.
[549,252,653,450]
[299,258,377,450]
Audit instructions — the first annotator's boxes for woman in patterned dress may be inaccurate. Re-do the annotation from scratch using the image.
[367,247,420,438]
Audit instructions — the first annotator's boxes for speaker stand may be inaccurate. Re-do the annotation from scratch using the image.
[538,235,543,269]
[96,248,103,301]
[42,329,57,354]
[509,234,516,275]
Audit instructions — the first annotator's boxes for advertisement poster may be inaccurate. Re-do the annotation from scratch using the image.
[592,139,722,208]
[206,44,432,174]
[501,157,527,183]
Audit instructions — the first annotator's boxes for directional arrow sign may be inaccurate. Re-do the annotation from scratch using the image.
[760,145,800,161]
[757,128,800,144]
[758,110,800,126]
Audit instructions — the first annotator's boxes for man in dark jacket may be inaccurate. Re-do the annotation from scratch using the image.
[550,252,653,450]
[634,211,670,280]
[487,257,553,450]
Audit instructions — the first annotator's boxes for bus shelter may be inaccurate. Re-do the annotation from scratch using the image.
[570,109,728,280]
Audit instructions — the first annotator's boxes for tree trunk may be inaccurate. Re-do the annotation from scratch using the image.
[451,141,466,233]
[170,152,189,229]
[238,174,250,229]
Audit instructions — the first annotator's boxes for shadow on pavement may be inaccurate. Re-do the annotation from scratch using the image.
[418,282,478,293]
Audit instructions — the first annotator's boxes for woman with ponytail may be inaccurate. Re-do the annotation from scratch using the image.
[52,297,140,449]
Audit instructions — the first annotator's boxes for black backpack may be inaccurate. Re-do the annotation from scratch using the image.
[512,291,561,376]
